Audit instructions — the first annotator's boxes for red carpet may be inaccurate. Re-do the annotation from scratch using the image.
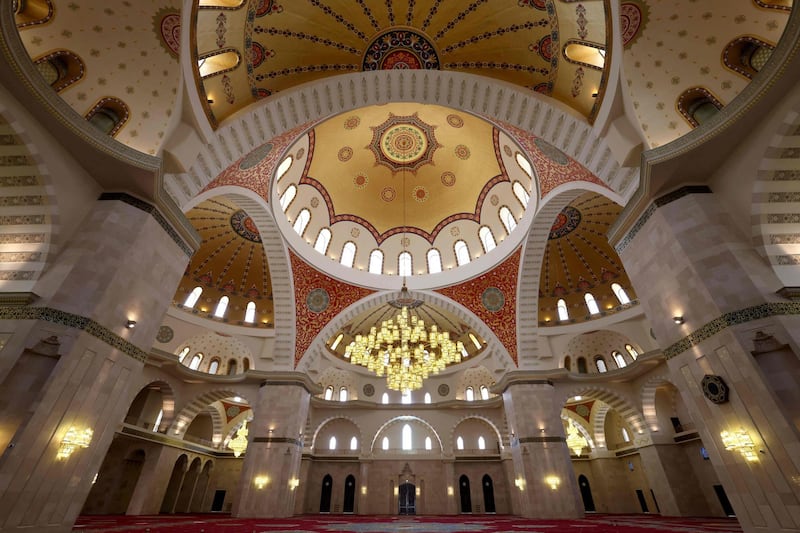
[73,513,743,532]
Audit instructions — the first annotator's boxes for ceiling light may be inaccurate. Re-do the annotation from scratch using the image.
[673,316,685,325]
[125,320,137,329]
[228,420,249,457]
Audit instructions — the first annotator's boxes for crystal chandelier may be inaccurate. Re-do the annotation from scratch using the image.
[228,420,249,457]
[565,420,588,456]
[344,289,465,392]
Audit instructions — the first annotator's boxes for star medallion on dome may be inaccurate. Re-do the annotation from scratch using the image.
[368,113,441,173]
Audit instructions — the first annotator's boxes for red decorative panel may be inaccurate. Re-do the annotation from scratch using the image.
[564,400,595,423]
[220,400,252,423]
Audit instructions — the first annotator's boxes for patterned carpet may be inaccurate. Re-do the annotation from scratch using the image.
[73,514,743,533]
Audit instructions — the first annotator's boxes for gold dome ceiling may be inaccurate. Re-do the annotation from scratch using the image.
[539,192,637,326]
[173,197,274,328]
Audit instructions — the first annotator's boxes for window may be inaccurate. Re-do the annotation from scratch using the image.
[557,299,569,321]
[198,49,240,78]
[178,346,190,363]
[350,436,358,451]
[208,359,220,374]
[276,156,293,181]
[577,357,587,374]
[613,351,627,368]
[329,436,337,450]
[499,206,517,234]
[189,353,203,370]
[456,436,464,450]
[243,359,250,371]
[293,208,310,236]
[513,181,530,208]
[622,428,631,443]
[427,249,442,273]
[465,387,475,402]
[314,228,331,253]
[401,390,411,404]
[479,226,496,253]
[184,286,203,308]
[85,97,129,137]
[330,333,344,351]
[425,436,432,450]
[478,436,486,450]
[677,87,723,127]
[214,296,229,318]
[564,356,571,371]
[563,41,606,70]
[625,344,639,360]
[382,436,389,450]
[381,392,389,404]
[723,36,774,80]
[424,392,431,404]
[515,152,533,178]
[398,251,412,277]
[402,424,412,450]
[153,409,163,432]
[611,283,630,305]
[469,333,482,350]
[339,387,348,402]
[34,50,85,92]
[595,357,607,373]
[368,250,383,274]
[584,293,600,315]
[340,242,356,268]
[324,386,334,401]
[14,0,54,28]
[480,385,489,400]
[280,185,296,211]
[244,301,256,323]
[454,240,470,266]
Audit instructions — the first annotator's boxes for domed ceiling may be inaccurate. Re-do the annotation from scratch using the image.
[275,103,535,287]
[195,0,608,125]
[538,192,637,326]
[173,197,274,328]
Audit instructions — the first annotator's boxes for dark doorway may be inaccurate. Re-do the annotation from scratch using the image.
[459,475,472,513]
[398,482,415,515]
[210,490,226,512]
[320,474,333,513]
[482,474,496,513]
[343,474,356,513]
[578,475,596,512]
[713,484,736,516]
[160,454,187,514]
[635,489,649,513]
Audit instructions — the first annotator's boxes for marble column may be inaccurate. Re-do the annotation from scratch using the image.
[357,461,370,514]
[615,188,800,532]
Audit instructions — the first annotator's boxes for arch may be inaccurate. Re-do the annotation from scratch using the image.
[292,208,310,236]
[426,248,442,273]
[198,48,241,78]
[369,415,444,454]
[314,227,332,253]
[368,249,383,274]
[160,454,189,513]
[213,296,229,318]
[454,240,470,266]
[398,251,412,276]
[677,87,724,128]
[126,380,177,433]
[557,385,648,447]
[14,0,54,28]
[479,226,497,253]
[310,415,363,452]
[340,241,356,267]
[85,97,129,137]
[168,389,253,438]
[33,50,85,92]
[450,415,505,451]
[640,375,681,433]
[563,40,606,70]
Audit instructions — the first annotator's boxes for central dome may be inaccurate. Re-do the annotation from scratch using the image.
[272,103,537,289]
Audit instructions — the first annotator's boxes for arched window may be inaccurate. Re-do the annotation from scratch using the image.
[480,385,490,400]
[513,181,530,208]
[276,156,293,181]
[557,299,569,321]
[324,386,334,401]
[208,359,220,374]
[293,208,310,236]
[424,392,431,404]
[611,283,631,305]
[279,185,296,211]
[402,424,412,450]
[398,251,412,277]
[427,249,442,273]
[563,41,606,70]
[329,436,337,450]
[350,436,358,451]
[339,387,348,402]
[401,390,411,404]
[86,97,129,137]
[595,357,607,373]
[425,436,432,450]
[382,436,389,450]
[330,333,344,351]
[515,152,533,178]
[243,358,250,371]
[244,301,256,323]
[456,436,465,450]
[479,226,496,253]
[564,355,571,371]
[227,359,237,375]
[184,286,202,308]
[625,344,639,360]
[577,357,587,374]
[340,242,356,268]
[198,49,241,78]
[612,351,627,369]
[381,392,389,404]
[723,36,774,80]
[454,240,470,266]
[368,250,383,274]
[465,387,475,402]
[199,0,246,7]
[214,296,229,318]
[584,293,600,315]
[314,228,331,253]
[178,346,190,363]
[469,333,482,350]
[14,0,54,28]
[34,50,85,92]
[499,206,517,234]
[478,436,486,450]
[622,428,631,443]
[189,353,203,370]
[153,409,164,432]
[677,87,723,127]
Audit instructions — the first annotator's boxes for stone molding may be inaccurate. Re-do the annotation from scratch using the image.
[260,371,324,395]
[491,373,554,394]
[252,437,303,446]
[518,436,565,444]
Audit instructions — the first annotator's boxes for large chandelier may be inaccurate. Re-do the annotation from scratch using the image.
[565,420,589,457]
[344,290,465,392]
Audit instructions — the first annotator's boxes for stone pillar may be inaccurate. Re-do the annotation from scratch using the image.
[637,443,710,516]
[615,188,800,532]
[232,375,319,518]
[0,195,191,532]
[357,461,370,514]
[499,377,583,518]
[443,459,458,515]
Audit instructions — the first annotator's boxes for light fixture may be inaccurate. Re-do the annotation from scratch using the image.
[125,320,136,329]
[447,486,454,496]
[254,475,269,489]
[673,316,685,325]
[289,477,300,491]
[228,420,249,457]
[57,427,93,460]
[721,429,759,462]
[544,475,561,490]
[514,477,526,491]
[565,421,588,457]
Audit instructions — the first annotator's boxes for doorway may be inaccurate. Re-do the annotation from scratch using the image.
[578,475,596,512]
[343,474,356,513]
[635,489,649,513]
[398,482,415,515]
[482,474,496,513]
[320,474,332,513]
[713,484,736,516]
[459,475,472,513]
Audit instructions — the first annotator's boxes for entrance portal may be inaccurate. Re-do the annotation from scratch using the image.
[398,482,415,515]
[459,475,472,513]
[578,474,596,512]
[319,474,332,513]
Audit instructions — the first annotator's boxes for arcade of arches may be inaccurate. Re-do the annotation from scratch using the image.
[0,1,799,533]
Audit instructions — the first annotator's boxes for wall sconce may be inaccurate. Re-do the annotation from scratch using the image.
[721,429,759,462]
[416,487,421,496]
[393,486,399,496]
[57,427,93,460]
[254,476,269,489]
[125,320,137,329]
[447,486,454,496]
[289,477,300,491]
[544,475,561,490]
[514,477,526,491]
[361,486,367,495]
[673,316,685,325]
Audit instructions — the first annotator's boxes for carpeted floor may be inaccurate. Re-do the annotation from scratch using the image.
[73,513,743,532]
